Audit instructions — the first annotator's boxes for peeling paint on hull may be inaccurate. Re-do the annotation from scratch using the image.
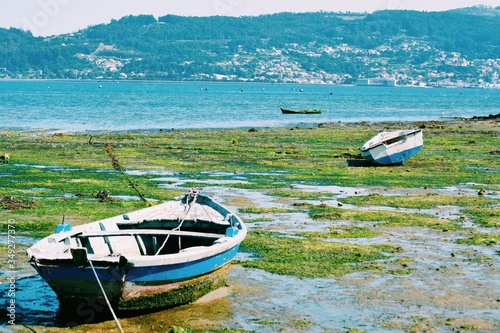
[34,245,239,311]
[41,264,230,313]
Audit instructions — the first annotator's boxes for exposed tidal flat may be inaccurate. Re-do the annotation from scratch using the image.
[0,119,499,333]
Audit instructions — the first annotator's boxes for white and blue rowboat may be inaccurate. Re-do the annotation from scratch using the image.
[360,129,423,165]
[27,189,247,312]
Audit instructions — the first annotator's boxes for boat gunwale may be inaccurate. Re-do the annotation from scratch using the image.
[77,228,225,239]
[29,225,246,265]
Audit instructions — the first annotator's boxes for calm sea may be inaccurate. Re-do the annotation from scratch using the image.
[1,80,499,131]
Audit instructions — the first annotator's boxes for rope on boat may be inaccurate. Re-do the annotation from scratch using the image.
[89,260,124,333]
[154,188,199,255]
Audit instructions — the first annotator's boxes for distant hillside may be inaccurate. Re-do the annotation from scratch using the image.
[449,5,500,17]
[1,7,499,87]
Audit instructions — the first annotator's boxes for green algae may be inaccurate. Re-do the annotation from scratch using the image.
[463,207,500,228]
[268,189,331,200]
[297,225,381,239]
[308,205,461,230]
[238,207,298,214]
[238,231,401,278]
[457,233,500,246]
[1,198,158,238]
[1,120,498,191]
[341,193,499,209]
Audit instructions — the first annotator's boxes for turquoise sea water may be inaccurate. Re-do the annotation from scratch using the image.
[1,80,499,131]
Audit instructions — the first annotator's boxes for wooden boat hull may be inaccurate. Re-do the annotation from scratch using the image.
[360,129,423,165]
[280,108,322,114]
[27,191,247,312]
[35,260,232,311]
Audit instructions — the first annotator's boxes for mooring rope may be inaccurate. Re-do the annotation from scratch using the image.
[154,188,199,255]
[89,260,124,333]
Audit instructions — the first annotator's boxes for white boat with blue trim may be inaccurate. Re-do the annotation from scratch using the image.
[27,189,247,312]
[360,129,423,165]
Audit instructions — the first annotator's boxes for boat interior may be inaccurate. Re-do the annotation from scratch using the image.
[59,218,233,259]
[383,134,408,146]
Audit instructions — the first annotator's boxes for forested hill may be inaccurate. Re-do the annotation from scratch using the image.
[1,6,500,87]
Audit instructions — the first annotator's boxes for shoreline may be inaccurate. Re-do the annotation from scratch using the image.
[1,77,499,89]
[1,115,498,136]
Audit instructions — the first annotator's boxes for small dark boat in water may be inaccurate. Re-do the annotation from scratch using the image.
[280,108,322,114]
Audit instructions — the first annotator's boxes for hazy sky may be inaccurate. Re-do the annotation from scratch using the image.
[1,0,499,36]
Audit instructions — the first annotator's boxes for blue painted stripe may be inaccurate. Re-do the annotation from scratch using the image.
[35,244,240,285]
[36,264,122,283]
[127,245,240,283]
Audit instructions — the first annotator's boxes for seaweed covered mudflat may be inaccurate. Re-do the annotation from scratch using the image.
[0,119,499,332]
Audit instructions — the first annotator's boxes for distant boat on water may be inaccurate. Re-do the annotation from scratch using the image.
[360,129,423,165]
[280,108,322,114]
